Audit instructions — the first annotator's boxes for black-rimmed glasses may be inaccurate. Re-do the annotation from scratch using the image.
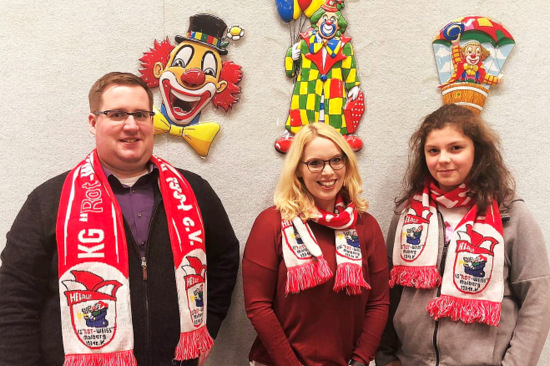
[94,110,155,122]
[302,155,346,172]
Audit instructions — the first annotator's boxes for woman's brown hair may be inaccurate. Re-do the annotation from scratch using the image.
[396,104,515,213]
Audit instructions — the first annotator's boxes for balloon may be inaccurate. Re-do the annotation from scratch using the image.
[304,0,324,17]
[297,0,312,11]
[276,0,294,23]
[293,0,301,20]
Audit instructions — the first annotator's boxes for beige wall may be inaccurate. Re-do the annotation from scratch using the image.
[1,0,548,364]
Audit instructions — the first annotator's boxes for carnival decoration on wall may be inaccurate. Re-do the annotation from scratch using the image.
[274,0,365,153]
[139,14,244,157]
[433,16,515,114]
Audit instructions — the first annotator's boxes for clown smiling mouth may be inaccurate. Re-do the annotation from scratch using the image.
[171,92,200,115]
[161,79,212,121]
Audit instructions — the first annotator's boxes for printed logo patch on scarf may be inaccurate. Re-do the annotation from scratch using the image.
[453,224,498,294]
[283,220,313,259]
[336,229,361,260]
[182,256,207,327]
[62,269,122,349]
[400,207,434,261]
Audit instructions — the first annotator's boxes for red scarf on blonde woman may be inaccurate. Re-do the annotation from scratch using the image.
[390,180,504,326]
[56,150,212,365]
[281,195,370,295]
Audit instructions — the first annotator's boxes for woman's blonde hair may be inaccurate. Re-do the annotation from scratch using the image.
[274,123,368,220]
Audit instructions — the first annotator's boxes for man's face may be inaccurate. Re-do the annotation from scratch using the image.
[88,84,154,178]
[316,11,340,39]
[156,41,227,126]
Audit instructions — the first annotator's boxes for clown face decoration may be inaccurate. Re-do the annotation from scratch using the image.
[462,41,484,66]
[316,11,340,39]
[139,14,243,157]
[155,40,228,126]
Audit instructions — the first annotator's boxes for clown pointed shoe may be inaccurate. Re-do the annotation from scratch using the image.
[344,134,363,152]
[275,131,294,154]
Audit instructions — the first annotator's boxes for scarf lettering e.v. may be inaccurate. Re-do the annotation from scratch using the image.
[56,150,212,365]
[390,181,504,326]
[281,195,370,296]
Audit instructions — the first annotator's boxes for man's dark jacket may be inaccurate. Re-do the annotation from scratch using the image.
[0,169,240,365]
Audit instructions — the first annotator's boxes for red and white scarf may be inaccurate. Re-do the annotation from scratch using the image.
[390,181,504,326]
[56,150,212,365]
[282,195,370,295]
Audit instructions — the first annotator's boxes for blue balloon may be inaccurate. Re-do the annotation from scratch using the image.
[276,0,294,23]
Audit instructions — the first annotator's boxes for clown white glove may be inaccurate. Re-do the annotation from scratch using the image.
[291,42,301,61]
[347,86,360,101]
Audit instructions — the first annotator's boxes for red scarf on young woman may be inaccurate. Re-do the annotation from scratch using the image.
[281,195,370,295]
[56,150,212,365]
[390,180,504,326]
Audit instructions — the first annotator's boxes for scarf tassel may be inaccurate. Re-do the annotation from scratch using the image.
[174,326,214,361]
[390,265,441,289]
[286,256,332,294]
[427,295,501,326]
[63,350,137,366]
[333,262,371,295]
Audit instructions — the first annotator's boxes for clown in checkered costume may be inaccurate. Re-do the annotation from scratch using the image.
[275,0,364,153]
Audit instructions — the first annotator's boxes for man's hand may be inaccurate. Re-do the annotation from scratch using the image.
[198,348,212,366]
[291,43,301,61]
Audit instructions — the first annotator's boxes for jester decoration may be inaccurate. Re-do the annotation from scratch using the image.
[139,14,244,157]
[275,0,365,153]
[433,16,515,114]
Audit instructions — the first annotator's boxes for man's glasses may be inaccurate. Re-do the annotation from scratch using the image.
[302,155,346,172]
[94,110,155,122]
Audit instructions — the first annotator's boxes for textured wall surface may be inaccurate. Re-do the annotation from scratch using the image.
[0,0,548,364]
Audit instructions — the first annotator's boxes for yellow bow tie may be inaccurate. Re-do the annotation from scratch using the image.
[153,106,220,157]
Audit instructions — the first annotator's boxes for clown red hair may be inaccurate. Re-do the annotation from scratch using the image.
[139,38,175,88]
[212,61,243,112]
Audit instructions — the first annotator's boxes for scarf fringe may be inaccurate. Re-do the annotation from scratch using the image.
[174,326,214,361]
[427,295,501,326]
[63,350,137,366]
[285,256,332,295]
[333,262,371,295]
[390,265,441,289]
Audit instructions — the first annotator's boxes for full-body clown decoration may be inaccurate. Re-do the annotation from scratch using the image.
[275,0,365,153]
[139,14,244,157]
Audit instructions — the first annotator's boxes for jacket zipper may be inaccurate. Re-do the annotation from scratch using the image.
[432,211,448,366]
[143,202,161,366]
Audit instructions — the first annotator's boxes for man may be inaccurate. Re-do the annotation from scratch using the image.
[0,72,239,366]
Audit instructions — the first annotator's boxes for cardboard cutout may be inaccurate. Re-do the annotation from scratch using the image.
[433,16,515,114]
[139,14,243,156]
[275,0,365,153]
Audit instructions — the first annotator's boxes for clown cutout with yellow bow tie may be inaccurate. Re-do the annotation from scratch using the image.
[139,14,243,157]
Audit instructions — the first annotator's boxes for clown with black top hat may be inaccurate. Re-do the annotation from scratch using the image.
[139,13,243,156]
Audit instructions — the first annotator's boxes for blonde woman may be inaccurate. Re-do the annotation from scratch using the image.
[243,123,389,366]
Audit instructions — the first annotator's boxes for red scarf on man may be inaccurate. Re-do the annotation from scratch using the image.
[390,181,504,326]
[57,150,212,365]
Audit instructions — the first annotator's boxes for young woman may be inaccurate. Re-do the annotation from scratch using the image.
[376,104,550,366]
[243,123,389,366]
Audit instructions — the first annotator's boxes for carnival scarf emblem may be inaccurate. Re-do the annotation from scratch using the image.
[390,181,504,326]
[281,196,370,295]
[57,150,212,365]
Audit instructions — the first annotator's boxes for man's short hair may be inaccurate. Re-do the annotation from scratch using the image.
[89,72,154,112]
